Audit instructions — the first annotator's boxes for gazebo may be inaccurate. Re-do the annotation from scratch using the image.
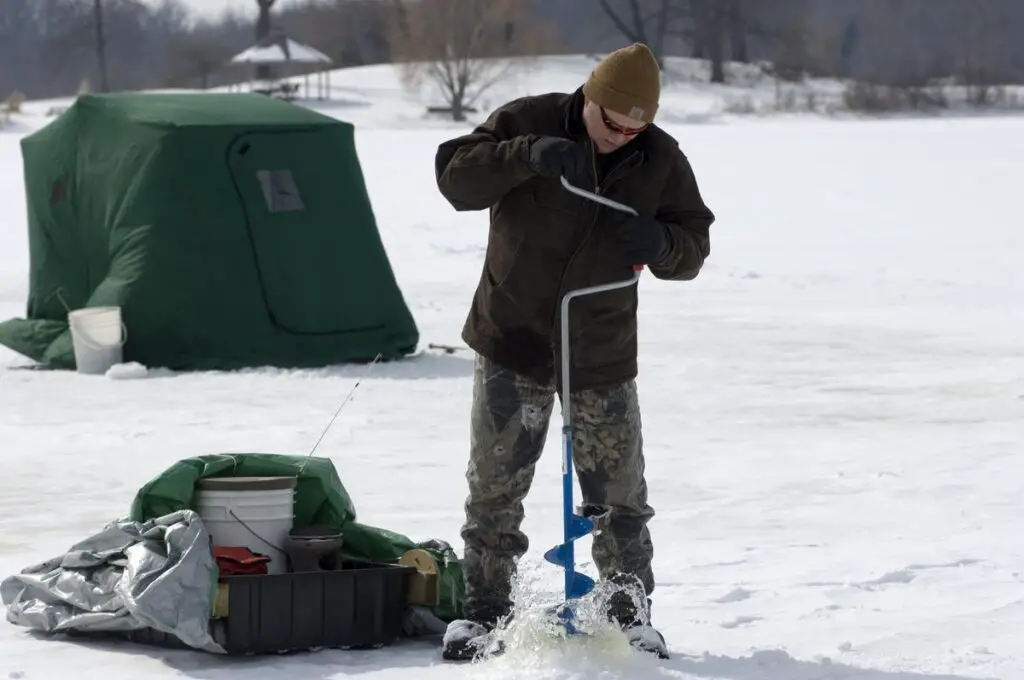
[226,33,334,100]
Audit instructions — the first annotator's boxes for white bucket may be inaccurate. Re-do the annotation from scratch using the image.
[194,476,296,575]
[68,306,126,375]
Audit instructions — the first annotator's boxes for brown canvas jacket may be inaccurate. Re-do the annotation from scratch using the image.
[435,88,715,392]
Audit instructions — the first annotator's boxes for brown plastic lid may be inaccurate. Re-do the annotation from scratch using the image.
[195,476,297,491]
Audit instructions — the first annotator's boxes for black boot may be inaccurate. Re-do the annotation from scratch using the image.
[441,606,511,661]
[606,585,670,659]
[441,618,500,661]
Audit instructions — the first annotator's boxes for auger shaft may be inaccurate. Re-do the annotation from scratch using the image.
[543,176,643,626]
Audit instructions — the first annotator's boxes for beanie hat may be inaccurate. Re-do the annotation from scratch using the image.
[582,43,661,124]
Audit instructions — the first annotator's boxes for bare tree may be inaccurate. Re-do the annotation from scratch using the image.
[256,0,276,39]
[93,0,109,91]
[672,0,798,83]
[726,0,747,62]
[10,0,1022,109]
[387,0,557,121]
[686,0,725,81]
[165,26,235,89]
[953,0,1007,104]
[37,0,101,95]
[279,0,392,67]
[588,0,738,83]
[0,0,38,96]
[597,0,671,69]
[255,0,277,79]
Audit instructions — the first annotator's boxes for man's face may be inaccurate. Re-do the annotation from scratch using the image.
[582,100,649,154]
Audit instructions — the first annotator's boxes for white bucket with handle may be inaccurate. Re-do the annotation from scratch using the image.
[68,306,126,375]
[194,476,297,574]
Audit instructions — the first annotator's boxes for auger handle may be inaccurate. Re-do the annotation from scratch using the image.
[551,175,646,604]
[560,175,638,217]
[560,175,645,274]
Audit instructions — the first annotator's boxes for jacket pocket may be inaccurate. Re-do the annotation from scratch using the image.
[484,220,523,289]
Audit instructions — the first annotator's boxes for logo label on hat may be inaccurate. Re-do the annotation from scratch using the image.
[628,106,646,120]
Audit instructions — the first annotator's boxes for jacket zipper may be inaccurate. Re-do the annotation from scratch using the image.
[547,146,639,359]
[548,142,600,354]
[597,150,639,195]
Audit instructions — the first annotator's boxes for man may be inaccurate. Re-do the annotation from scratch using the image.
[433,42,715,661]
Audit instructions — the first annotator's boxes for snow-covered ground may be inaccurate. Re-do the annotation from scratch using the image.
[1,56,1022,680]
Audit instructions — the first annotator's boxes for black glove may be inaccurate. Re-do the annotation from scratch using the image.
[613,214,671,266]
[529,136,588,183]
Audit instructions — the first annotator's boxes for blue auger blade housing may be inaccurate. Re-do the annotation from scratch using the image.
[543,427,604,604]
[542,428,601,635]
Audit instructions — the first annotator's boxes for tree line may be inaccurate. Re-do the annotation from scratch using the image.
[2,0,1022,112]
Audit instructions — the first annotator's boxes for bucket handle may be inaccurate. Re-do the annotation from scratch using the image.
[227,508,287,554]
[71,321,128,351]
[55,291,129,351]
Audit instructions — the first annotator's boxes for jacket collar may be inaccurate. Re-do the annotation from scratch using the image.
[560,87,653,160]
[562,88,587,138]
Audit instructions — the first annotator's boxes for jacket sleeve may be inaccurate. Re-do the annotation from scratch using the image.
[649,150,715,281]
[434,101,540,212]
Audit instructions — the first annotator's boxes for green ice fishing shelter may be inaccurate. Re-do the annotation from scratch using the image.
[0,92,419,370]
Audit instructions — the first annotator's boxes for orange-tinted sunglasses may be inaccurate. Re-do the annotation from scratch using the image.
[600,106,648,137]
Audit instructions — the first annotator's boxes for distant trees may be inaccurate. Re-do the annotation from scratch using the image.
[595,0,813,83]
[386,0,557,121]
[597,0,671,69]
[282,1,391,68]
[165,23,237,90]
[92,0,109,92]
[0,0,1022,113]
[827,0,1024,111]
[1,0,210,98]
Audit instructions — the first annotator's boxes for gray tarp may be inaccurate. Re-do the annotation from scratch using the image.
[0,510,223,653]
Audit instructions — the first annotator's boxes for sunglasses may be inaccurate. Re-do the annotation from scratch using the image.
[600,106,648,137]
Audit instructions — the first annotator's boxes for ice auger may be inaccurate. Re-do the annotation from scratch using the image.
[542,175,644,634]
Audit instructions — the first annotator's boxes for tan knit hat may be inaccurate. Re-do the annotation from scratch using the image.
[582,43,661,124]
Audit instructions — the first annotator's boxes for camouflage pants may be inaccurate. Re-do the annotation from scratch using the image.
[460,353,656,625]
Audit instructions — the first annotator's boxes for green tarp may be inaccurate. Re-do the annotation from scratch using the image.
[130,453,464,621]
[0,92,419,371]
[129,453,357,531]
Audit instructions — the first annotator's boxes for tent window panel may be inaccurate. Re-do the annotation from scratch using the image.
[257,169,304,213]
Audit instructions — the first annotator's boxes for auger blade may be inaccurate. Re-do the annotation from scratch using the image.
[543,543,568,567]
[567,513,593,541]
[568,571,595,599]
[546,602,588,636]
[544,510,595,567]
